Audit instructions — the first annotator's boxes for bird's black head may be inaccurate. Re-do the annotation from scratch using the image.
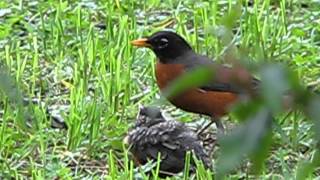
[131,31,193,63]
[135,105,165,128]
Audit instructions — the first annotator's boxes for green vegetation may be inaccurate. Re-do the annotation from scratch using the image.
[0,0,319,179]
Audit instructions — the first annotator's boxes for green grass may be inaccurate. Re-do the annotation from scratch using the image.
[0,0,320,179]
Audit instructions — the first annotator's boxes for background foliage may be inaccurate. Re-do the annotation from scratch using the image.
[0,0,319,179]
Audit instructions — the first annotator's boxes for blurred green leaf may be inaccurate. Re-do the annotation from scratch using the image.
[259,64,290,114]
[0,67,30,130]
[305,96,320,140]
[295,150,320,180]
[216,106,273,177]
[230,99,263,122]
[161,66,214,101]
[0,67,23,104]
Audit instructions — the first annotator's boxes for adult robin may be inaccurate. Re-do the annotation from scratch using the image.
[124,106,212,177]
[131,31,259,134]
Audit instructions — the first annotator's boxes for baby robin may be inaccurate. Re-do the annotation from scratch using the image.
[124,106,212,177]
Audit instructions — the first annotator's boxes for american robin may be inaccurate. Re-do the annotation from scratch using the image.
[124,106,212,177]
[131,31,259,134]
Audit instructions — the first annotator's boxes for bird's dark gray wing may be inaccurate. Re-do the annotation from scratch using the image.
[175,52,260,94]
[200,76,260,93]
[175,130,212,169]
[130,121,186,173]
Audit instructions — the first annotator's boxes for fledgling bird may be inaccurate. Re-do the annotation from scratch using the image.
[124,106,212,177]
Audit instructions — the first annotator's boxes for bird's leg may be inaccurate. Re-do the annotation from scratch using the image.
[214,117,225,136]
[197,116,225,136]
[197,121,214,136]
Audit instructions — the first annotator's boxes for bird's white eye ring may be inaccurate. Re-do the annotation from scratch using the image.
[160,38,168,43]
[158,38,168,48]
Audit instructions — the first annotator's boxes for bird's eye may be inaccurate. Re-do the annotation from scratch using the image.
[157,38,169,49]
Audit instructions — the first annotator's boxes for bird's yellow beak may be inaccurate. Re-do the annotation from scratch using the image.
[130,38,151,47]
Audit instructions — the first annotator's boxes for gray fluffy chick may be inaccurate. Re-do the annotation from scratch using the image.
[124,106,212,177]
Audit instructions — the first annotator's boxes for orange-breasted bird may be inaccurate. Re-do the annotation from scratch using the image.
[131,31,259,134]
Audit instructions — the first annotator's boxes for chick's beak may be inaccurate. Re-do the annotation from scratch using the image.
[130,38,151,47]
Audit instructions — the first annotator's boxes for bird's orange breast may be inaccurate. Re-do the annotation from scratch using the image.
[155,61,185,89]
[155,61,238,117]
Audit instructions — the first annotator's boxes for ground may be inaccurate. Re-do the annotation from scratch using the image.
[0,0,319,179]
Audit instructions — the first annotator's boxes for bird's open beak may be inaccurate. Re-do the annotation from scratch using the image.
[130,38,151,47]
